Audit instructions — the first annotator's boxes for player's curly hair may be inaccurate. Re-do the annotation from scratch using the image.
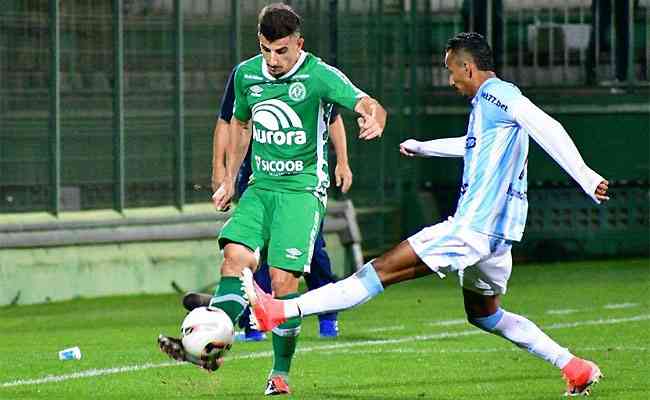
[445,32,494,71]
[258,3,302,41]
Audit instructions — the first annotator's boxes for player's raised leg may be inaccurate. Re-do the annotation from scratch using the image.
[243,239,432,331]
[304,226,340,338]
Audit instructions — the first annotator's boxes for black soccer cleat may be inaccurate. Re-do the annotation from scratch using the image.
[182,292,212,311]
[157,334,186,362]
[157,334,224,372]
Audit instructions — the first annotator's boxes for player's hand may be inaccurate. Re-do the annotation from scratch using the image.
[212,182,234,211]
[335,162,353,193]
[357,104,383,140]
[595,179,610,202]
[399,139,422,157]
[211,179,221,194]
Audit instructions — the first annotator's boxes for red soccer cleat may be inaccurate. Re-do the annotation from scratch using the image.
[241,268,288,332]
[562,357,603,396]
[264,375,291,396]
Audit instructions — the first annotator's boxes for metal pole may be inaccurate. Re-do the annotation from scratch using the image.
[231,0,241,66]
[645,1,650,81]
[610,0,616,76]
[410,0,417,130]
[533,7,539,85]
[486,0,493,48]
[113,0,125,212]
[626,0,635,83]
[563,5,569,84]
[579,5,585,68]
[407,0,417,218]
[49,0,61,215]
[377,0,385,216]
[549,7,555,79]
[174,0,185,210]
[594,0,600,79]
[502,3,507,78]
[329,0,338,66]
[517,8,523,82]
[469,0,475,32]
[314,0,321,55]
[376,0,383,97]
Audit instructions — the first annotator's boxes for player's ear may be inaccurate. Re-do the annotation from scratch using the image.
[297,36,304,50]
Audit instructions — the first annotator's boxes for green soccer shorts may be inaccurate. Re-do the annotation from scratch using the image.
[218,186,325,273]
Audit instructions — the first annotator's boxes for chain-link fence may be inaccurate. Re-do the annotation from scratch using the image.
[1,0,648,254]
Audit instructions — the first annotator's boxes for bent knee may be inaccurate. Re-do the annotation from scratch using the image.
[270,269,300,296]
[467,308,504,332]
[221,244,257,276]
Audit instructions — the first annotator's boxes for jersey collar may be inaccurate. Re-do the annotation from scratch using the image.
[262,50,307,81]
[472,77,500,106]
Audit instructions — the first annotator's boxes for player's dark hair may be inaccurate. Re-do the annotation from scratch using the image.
[258,3,302,42]
[445,32,494,71]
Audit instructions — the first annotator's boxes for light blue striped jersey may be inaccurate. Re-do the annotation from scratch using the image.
[454,77,529,241]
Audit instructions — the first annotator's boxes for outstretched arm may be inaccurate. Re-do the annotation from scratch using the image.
[399,136,466,158]
[511,97,609,203]
[354,96,387,140]
[328,115,352,193]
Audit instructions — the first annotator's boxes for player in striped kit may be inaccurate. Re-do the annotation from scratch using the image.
[243,32,610,397]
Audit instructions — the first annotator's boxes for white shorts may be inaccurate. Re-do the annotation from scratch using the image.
[407,217,513,296]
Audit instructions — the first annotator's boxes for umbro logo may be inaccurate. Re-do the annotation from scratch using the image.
[245,74,264,81]
[285,248,303,260]
[250,85,264,97]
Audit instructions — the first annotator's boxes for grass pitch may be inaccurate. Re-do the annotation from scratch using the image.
[1,259,648,399]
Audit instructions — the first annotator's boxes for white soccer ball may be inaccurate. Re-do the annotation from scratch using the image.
[180,306,234,360]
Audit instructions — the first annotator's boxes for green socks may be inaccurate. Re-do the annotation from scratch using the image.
[211,281,301,379]
[209,276,247,324]
[270,292,302,378]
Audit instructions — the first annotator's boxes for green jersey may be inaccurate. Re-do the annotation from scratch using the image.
[233,51,366,200]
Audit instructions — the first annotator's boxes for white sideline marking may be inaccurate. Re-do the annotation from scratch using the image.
[428,318,467,326]
[546,303,640,315]
[546,309,579,315]
[546,303,639,315]
[0,362,181,388]
[604,303,638,309]
[364,325,405,333]
[545,315,650,329]
[326,345,649,357]
[2,314,649,388]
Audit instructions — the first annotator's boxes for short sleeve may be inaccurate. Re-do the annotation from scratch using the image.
[217,66,237,121]
[317,62,367,111]
[233,67,251,122]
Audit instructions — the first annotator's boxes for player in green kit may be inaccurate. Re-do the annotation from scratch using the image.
[159,3,386,395]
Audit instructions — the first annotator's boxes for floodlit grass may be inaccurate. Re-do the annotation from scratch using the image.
[1,259,648,399]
